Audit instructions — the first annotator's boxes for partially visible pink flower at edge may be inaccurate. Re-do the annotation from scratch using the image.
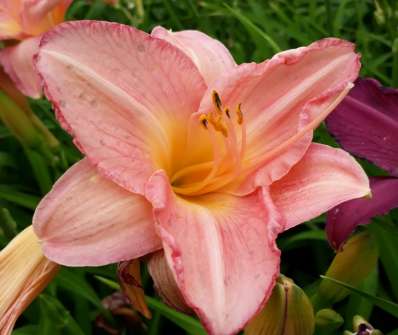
[0,0,72,97]
[326,78,398,250]
[31,22,370,335]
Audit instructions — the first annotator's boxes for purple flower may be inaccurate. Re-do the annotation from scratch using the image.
[326,78,398,250]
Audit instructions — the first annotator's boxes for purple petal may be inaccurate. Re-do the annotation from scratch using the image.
[326,177,398,250]
[326,78,398,176]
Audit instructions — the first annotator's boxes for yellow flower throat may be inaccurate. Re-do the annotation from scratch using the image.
[171,91,247,196]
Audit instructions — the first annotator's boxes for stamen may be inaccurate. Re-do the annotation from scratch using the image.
[177,95,247,196]
[223,108,240,164]
[214,121,228,137]
[199,114,208,129]
[196,104,247,194]
[207,113,228,137]
[212,90,222,113]
[225,108,231,119]
[236,103,243,124]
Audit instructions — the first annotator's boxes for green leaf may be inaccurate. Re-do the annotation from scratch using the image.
[0,185,39,209]
[24,149,53,195]
[368,220,398,300]
[332,0,351,35]
[56,268,103,308]
[12,325,39,335]
[320,276,398,318]
[345,267,378,327]
[146,296,207,335]
[387,329,398,335]
[278,229,326,251]
[0,207,17,239]
[94,275,119,290]
[38,294,85,335]
[0,152,17,168]
[84,0,106,19]
[224,4,281,54]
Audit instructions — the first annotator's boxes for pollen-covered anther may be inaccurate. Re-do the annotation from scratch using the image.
[212,90,223,113]
[236,103,243,125]
[198,91,246,140]
[199,114,208,129]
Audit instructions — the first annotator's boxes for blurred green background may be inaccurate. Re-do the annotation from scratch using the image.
[1,0,398,334]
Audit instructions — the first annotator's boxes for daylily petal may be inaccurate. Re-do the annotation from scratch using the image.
[36,20,206,194]
[33,159,161,266]
[326,78,398,176]
[0,226,59,335]
[326,177,398,250]
[21,0,72,36]
[0,36,41,98]
[145,170,282,335]
[270,143,370,230]
[198,38,360,190]
[151,26,236,85]
[147,251,191,313]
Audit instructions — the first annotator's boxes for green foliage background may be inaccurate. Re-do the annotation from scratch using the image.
[1,0,398,334]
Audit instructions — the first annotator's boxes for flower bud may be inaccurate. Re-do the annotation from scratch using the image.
[315,309,344,334]
[374,0,386,25]
[352,315,383,335]
[0,68,59,151]
[118,259,151,318]
[0,89,41,147]
[147,251,191,314]
[0,226,59,334]
[318,232,378,304]
[245,275,314,335]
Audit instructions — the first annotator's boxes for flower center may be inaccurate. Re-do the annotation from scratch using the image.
[171,91,247,196]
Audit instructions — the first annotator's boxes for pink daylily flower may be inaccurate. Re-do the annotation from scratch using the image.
[33,21,370,335]
[326,78,398,249]
[0,0,72,97]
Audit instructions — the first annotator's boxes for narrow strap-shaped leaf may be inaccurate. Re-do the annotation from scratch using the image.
[320,276,398,318]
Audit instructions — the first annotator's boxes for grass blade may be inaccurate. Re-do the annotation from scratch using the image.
[320,276,398,318]
[0,185,39,209]
[224,4,281,53]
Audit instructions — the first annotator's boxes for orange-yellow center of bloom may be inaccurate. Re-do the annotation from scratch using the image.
[171,91,246,196]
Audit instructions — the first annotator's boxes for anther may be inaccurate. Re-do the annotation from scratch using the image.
[225,108,231,119]
[212,90,223,113]
[199,114,208,129]
[236,103,243,124]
